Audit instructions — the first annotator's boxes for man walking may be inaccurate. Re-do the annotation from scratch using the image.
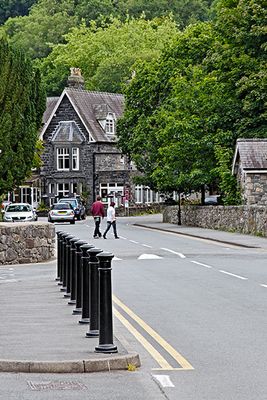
[103,202,119,239]
[91,195,105,238]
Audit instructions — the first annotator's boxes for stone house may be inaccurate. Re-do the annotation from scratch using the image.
[39,68,135,208]
[232,138,267,205]
[3,68,166,209]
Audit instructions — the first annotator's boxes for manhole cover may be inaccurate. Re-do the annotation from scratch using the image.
[27,381,87,391]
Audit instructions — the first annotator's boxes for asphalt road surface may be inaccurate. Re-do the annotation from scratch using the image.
[0,214,266,400]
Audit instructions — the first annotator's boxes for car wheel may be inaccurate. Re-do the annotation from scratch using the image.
[70,220,75,224]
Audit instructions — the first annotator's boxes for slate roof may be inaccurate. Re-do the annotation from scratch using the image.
[42,97,59,125]
[232,139,267,172]
[41,88,124,142]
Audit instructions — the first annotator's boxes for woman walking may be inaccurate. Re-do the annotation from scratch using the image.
[103,202,119,239]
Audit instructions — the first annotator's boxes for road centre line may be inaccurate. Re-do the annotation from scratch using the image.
[161,248,186,258]
[190,261,212,269]
[142,244,153,248]
[113,295,194,370]
[219,270,248,280]
[130,240,139,244]
[260,284,267,288]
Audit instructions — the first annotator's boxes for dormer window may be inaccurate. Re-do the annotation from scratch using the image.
[105,113,115,134]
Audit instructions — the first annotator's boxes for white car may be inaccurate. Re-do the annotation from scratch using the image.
[3,203,38,222]
[48,202,75,224]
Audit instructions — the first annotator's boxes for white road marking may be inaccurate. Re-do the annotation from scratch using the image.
[260,284,267,288]
[191,261,212,269]
[120,236,127,240]
[142,244,152,248]
[219,270,248,280]
[113,256,122,261]
[0,279,18,283]
[138,254,163,260]
[161,248,186,259]
[153,375,175,388]
[130,240,139,244]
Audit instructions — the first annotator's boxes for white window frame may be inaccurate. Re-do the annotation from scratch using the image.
[72,148,79,171]
[57,183,70,198]
[99,182,124,206]
[57,148,70,171]
[105,113,115,134]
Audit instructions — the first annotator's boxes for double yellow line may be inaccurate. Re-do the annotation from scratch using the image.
[113,295,194,371]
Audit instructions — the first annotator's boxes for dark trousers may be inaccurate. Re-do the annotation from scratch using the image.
[103,221,118,238]
[93,217,102,237]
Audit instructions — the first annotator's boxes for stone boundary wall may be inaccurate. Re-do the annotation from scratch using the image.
[0,222,55,265]
[163,205,267,237]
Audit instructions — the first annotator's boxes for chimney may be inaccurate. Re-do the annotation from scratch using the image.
[67,67,85,89]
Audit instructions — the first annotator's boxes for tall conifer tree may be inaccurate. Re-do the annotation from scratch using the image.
[0,37,45,195]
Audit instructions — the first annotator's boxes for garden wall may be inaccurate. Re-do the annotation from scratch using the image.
[0,222,55,265]
[163,205,267,237]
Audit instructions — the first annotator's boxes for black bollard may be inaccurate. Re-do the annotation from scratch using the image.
[79,244,95,324]
[56,231,64,281]
[57,231,66,285]
[64,235,75,298]
[86,248,102,337]
[72,240,87,315]
[68,237,80,305]
[95,252,117,353]
[60,233,70,292]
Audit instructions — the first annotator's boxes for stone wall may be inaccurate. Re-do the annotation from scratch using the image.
[0,222,55,265]
[163,205,267,236]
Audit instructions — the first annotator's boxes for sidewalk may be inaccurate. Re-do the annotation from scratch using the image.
[1,215,267,374]
[0,260,140,373]
[133,214,267,250]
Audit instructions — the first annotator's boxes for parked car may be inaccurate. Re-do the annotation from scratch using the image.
[48,203,75,224]
[57,197,86,220]
[3,203,38,222]
[204,195,221,205]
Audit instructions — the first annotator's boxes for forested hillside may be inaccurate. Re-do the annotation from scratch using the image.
[0,0,216,94]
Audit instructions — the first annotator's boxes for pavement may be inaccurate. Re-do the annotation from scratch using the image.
[1,214,267,374]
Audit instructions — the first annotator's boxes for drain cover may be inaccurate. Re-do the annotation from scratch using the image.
[27,381,87,391]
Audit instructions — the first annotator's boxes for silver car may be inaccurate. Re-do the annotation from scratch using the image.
[48,203,75,224]
[3,203,38,222]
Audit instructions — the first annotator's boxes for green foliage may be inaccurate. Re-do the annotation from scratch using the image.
[38,16,179,94]
[117,0,267,204]
[1,0,78,59]
[0,0,36,25]
[0,37,46,195]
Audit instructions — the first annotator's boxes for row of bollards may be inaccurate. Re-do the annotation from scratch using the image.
[56,231,118,354]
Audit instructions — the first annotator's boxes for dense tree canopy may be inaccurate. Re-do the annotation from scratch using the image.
[36,16,179,94]
[0,37,46,195]
[0,0,36,26]
[1,0,214,60]
[117,0,267,204]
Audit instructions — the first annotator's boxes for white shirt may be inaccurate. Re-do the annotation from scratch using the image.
[106,206,115,222]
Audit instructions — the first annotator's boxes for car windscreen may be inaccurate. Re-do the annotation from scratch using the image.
[58,200,77,208]
[6,205,31,212]
[52,203,72,210]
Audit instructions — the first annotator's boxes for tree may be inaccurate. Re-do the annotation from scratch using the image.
[0,0,36,26]
[117,0,267,204]
[0,37,46,195]
[1,0,78,59]
[37,16,179,95]
[117,23,218,196]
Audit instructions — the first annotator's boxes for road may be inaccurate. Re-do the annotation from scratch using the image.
[0,215,266,399]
